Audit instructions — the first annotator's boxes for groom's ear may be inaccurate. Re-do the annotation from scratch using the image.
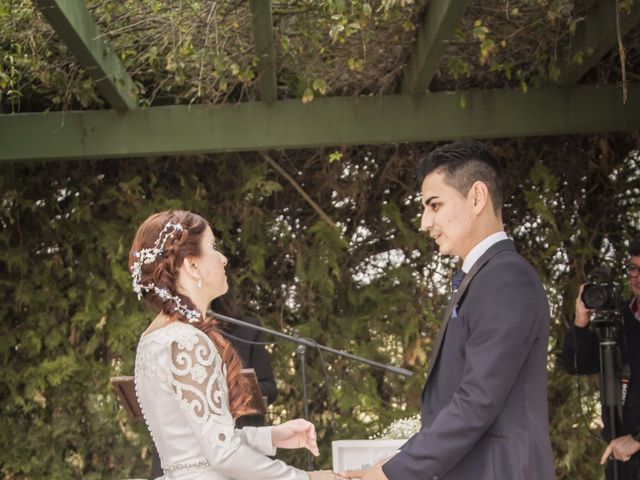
[468,180,490,214]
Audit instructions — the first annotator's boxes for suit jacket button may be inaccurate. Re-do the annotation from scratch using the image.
[432,477,439,480]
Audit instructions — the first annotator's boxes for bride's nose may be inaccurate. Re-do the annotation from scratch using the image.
[219,251,228,266]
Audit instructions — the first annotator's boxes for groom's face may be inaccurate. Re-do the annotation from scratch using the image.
[420,170,475,259]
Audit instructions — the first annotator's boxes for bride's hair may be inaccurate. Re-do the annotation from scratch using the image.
[129,210,253,418]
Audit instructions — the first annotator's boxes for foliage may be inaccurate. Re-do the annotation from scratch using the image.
[0,0,424,111]
[1,0,640,478]
[436,0,640,92]
[2,0,638,112]
[1,135,639,478]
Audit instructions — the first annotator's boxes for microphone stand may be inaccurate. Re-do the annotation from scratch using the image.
[211,312,413,470]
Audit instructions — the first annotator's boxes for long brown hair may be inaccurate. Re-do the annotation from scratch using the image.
[129,210,252,418]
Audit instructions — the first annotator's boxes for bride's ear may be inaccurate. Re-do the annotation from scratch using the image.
[181,256,200,282]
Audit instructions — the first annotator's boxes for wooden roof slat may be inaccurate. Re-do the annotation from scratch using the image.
[250,0,278,103]
[1,84,638,162]
[34,0,138,110]
[401,0,472,94]
[557,0,640,85]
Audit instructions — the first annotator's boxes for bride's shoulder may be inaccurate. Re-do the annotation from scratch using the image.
[170,322,213,348]
[139,321,209,347]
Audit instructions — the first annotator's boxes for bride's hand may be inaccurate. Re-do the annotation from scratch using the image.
[271,418,319,456]
[308,470,345,480]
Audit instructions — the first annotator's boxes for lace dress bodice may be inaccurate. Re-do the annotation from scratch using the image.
[134,322,308,480]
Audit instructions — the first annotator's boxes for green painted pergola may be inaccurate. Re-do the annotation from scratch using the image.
[1,0,639,163]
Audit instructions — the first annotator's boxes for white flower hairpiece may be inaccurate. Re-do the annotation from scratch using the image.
[130,221,201,324]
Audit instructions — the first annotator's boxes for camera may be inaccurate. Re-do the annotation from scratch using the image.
[581,283,621,311]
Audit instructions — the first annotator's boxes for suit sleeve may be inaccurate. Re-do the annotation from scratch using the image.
[383,260,546,479]
[561,324,600,375]
[252,341,278,405]
[244,316,278,405]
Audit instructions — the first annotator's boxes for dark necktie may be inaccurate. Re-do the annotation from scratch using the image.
[451,269,465,295]
[445,269,465,314]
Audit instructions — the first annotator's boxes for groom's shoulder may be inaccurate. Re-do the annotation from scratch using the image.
[477,248,541,286]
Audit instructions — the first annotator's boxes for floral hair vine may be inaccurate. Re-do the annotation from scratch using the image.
[130,221,202,324]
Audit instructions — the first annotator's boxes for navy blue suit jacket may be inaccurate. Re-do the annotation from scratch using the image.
[383,240,554,480]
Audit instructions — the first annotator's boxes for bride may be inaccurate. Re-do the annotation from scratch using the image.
[130,210,338,479]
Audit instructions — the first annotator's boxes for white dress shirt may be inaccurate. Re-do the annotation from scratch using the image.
[461,231,509,274]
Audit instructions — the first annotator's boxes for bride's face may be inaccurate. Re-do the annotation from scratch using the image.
[198,226,229,299]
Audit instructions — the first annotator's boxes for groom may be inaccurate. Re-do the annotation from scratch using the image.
[343,141,554,479]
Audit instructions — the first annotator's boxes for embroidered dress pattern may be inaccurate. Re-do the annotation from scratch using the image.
[169,331,225,422]
[134,322,308,480]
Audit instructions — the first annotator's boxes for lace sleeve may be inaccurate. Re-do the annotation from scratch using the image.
[169,329,308,480]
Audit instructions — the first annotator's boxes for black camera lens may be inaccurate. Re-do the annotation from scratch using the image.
[581,283,620,311]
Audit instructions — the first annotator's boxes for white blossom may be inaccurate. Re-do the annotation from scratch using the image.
[371,414,421,440]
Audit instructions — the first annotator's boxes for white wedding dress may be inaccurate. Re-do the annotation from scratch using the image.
[135,321,309,480]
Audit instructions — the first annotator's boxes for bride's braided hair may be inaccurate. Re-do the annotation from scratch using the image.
[129,210,253,418]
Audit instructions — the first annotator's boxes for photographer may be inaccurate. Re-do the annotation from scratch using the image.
[562,236,640,479]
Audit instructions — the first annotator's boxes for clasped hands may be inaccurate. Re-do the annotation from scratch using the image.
[270,419,389,480]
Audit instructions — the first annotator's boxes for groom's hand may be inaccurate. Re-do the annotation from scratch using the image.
[339,466,388,480]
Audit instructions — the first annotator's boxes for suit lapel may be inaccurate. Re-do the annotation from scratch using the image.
[423,239,516,390]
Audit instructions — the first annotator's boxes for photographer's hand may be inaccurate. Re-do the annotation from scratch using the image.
[600,435,640,464]
[575,284,595,328]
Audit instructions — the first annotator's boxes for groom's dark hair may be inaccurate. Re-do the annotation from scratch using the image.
[417,140,504,212]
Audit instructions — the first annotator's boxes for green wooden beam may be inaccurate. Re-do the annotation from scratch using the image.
[250,0,277,103]
[401,0,471,94]
[1,84,638,162]
[34,0,137,110]
[557,0,640,85]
